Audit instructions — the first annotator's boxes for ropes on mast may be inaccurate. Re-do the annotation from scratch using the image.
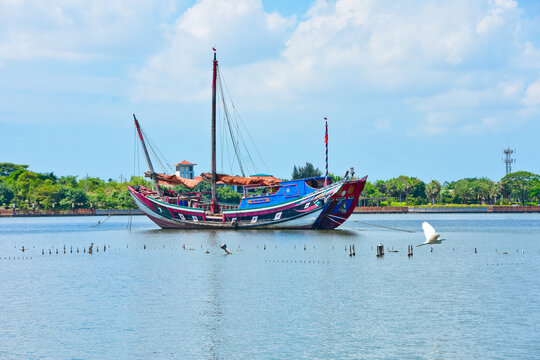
[135,124,173,175]
[217,69,246,177]
[216,67,270,177]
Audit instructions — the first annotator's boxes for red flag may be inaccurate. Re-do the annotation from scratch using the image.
[324,117,328,144]
[212,47,216,51]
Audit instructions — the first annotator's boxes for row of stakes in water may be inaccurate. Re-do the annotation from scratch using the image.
[375,243,412,258]
[38,243,109,255]
[17,242,529,257]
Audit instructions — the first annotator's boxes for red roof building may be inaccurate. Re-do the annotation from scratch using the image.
[175,160,196,179]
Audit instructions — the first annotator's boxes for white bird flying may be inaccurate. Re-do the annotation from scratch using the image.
[417,221,445,247]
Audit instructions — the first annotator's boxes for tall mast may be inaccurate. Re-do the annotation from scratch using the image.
[211,48,218,213]
[133,114,162,197]
[324,117,329,186]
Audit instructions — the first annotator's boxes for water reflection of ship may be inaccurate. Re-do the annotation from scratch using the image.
[203,231,223,359]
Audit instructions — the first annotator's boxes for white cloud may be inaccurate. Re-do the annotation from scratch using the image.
[460,117,500,134]
[476,0,518,34]
[129,0,540,138]
[0,0,176,61]
[515,42,540,69]
[523,77,540,106]
[409,79,528,134]
[132,0,295,102]
[413,80,524,112]
[4,0,535,137]
[235,0,525,102]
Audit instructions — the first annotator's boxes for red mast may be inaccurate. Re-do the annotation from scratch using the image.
[211,48,218,213]
[324,117,329,186]
[133,114,162,197]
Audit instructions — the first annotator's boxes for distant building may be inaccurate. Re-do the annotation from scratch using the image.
[175,160,196,179]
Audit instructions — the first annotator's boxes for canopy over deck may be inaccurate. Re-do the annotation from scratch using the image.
[200,173,280,187]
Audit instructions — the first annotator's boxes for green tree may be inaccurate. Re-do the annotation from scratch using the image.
[375,180,387,195]
[194,181,211,193]
[217,186,241,204]
[79,177,105,192]
[530,185,540,204]
[501,171,540,205]
[32,180,61,208]
[410,177,427,200]
[453,179,472,204]
[327,173,342,182]
[0,182,15,206]
[425,180,442,205]
[291,162,322,179]
[386,178,404,202]
[0,163,28,177]
[58,187,88,209]
[362,182,382,198]
[15,171,42,200]
[476,178,495,204]
[496,181,512,203]
[58,175,79,188]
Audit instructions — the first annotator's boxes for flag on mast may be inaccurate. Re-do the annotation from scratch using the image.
[324,117,328,143]
[324,117,328,186]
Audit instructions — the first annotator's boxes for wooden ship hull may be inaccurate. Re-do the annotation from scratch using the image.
[128,177,366,230]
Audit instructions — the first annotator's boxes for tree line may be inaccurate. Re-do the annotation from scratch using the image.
[0,163,149,209]
[367,172,539,206]
[292,162,540,206]
[0,162,243,209]
[1,162,539,209]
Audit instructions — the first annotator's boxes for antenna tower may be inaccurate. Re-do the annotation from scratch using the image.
[502,145,515,175]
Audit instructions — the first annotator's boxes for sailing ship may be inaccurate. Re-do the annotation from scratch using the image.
[128,50,367,229]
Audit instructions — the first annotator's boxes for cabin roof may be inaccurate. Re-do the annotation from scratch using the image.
[175,160,196,166]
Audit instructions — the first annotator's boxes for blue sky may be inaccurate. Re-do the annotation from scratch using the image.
[1,0,539,182]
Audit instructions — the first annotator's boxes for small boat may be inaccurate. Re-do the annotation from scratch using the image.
[128,50,366,229]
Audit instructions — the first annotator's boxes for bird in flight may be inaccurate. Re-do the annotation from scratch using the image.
[417,221,445,247]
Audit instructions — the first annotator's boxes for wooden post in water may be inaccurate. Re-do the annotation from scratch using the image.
[220,244,232,255]
[376,243,384,257]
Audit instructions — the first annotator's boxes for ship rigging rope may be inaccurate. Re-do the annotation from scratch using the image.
[218,70,246,177]
[140,127,173,174]
[219,71,259,175]
[133,126,141,177]
[217,67,270,176]
[327,214,415,233]
[217,78,235,175]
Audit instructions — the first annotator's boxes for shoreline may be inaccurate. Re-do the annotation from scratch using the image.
[0,209,143,217]
[2,205,539,217]
[353,205,540,214]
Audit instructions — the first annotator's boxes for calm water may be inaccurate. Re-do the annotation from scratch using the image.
[0,213,538,359]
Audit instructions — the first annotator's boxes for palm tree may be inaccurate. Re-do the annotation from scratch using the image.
[454,179,472,204]
[425,180,442,205]
[476,178,494,205]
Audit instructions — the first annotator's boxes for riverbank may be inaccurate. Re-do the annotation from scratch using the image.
[0,209,143,217]
[354,205,540,213]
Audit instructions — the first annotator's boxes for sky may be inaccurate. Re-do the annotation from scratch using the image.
[1,0,539,183]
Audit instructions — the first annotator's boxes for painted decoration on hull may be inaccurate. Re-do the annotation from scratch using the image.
[128,177,366,230]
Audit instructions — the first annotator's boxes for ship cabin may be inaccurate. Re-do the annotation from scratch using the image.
[238,176,332,210]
